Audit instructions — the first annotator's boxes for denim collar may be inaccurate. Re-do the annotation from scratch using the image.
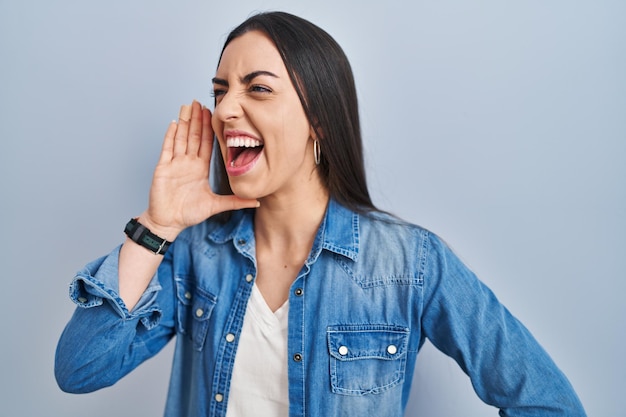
[207,199,359,263]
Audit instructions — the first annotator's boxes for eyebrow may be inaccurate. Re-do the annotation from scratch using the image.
[212,70,279,87]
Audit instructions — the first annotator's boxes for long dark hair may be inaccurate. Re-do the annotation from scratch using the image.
[213,11,376,213]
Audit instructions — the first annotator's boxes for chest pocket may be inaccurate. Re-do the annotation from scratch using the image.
[327,325,409,396]
[175,277,217,351]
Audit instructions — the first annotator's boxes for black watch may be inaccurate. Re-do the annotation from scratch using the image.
[124,218,172,255]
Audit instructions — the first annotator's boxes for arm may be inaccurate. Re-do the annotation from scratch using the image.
[119,101,258,311]
[55,247,176,393]
[55,101,259,393]
[421,233,586,416]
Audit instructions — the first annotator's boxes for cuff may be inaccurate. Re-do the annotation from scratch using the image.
[69,245,163,329]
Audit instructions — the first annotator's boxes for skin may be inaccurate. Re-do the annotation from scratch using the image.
[118,31,329,312]
[212,31,329,310]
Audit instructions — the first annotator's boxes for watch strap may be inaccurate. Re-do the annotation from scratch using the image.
[124,218,171,255]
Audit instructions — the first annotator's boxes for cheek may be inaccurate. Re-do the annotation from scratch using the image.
[210,111,221,134]
[210,115,226,158]
[276,105,311,140]
[217,141,227,162]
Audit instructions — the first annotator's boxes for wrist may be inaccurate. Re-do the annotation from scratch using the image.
[137,212,183,242]
[124,214,179,255]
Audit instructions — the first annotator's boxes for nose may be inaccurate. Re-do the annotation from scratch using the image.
[213,90,243,122]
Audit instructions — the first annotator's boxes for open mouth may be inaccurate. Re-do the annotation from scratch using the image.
[226,136,264,174]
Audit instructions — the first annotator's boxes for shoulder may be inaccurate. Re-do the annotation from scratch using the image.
[358,210,454,265]
[358,210,436,248]
[347,210,449,282]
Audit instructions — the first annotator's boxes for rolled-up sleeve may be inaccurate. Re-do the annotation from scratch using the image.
[55,245,175,393]
[69,245,163,329]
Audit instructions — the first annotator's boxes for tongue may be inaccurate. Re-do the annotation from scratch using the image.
[233,147,262,167]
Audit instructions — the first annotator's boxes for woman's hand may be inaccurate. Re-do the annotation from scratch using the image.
[139,100,259,240]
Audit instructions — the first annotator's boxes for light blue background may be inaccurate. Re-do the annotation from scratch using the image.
[1,0,623,416]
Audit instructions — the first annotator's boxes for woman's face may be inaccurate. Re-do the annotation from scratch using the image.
[211,30,319,201]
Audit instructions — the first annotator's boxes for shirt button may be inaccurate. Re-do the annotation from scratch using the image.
[225,333,235,343]
[294,288,304,296]
[237,239,246,246]
[387,344,398,355]
[293,353,303,362]
[338,346,348,356]
[184,291,192,300]
[245,274,254,283]
[215,393,224,402]
[195,308,204,318]
[77,297,88,303]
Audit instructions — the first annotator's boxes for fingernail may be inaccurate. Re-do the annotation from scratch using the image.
[179,104,192,122]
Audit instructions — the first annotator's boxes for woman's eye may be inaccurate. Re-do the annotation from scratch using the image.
[211,89,226,104]
[250,85,272,94]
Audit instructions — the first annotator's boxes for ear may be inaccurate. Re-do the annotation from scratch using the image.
[310,120,323,140]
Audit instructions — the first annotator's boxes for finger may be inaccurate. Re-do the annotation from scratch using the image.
[158,120,178,164]
[198,106,214,161]
[173,104,191,157]
[179,103,192,121]
[187,101,203,156]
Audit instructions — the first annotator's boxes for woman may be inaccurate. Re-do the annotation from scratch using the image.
[55,11,586,417]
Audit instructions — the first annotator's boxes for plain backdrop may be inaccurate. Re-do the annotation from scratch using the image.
[1,0,624,416]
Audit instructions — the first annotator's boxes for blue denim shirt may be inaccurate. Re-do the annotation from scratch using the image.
[55,199,586,416]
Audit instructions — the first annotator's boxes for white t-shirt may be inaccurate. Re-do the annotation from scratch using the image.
[225,284,289,416]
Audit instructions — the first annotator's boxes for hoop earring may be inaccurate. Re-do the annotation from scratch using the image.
[313,139,321,165]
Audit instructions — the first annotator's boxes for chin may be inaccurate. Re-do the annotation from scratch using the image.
[228,180,266,201]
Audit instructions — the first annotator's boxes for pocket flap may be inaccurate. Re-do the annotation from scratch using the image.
[327,325,409,361]
[175,278,217,322]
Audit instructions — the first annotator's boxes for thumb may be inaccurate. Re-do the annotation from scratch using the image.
[211,195,260,215]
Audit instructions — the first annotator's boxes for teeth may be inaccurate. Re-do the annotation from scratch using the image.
[227,136,262,148]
